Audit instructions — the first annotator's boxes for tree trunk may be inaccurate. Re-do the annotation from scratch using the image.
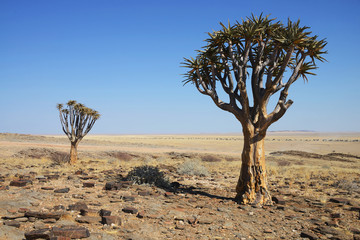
[235,128,272,205]
[69,142,78,165]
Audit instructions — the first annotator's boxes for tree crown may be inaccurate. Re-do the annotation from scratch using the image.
[57,100,100,142]
[182,14,327,132]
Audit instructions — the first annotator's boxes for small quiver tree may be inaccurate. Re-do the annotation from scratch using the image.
[57,100,100,165]
[182,14,326,205]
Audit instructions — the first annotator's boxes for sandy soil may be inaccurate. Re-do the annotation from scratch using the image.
[0,132,359,240]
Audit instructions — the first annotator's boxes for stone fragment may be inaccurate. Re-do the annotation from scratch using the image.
[44,174,60,180]
[52,226,90,239]
[272,196,285,205]
[136,210,145,218]
[2,213,25,219]
[43,218,57,223]
[99,209,111,217]
[54,188,70,193]
[122,207,138,214]
[25,229,52,240]
[25,211,63,220]
[300,231,319,239]
[50,237,71,240]
[41,187,54,190]
[83,182,95,188]
[101,216,121,225]
[18,208,30,213]
[75,216,101,224]
[68,202,88,211]
[122,196,135,202]
[3,220,21,228]
[330,213,341,218]
[329,198,350,204]
[104,182,122,190]
[10,180,31,187]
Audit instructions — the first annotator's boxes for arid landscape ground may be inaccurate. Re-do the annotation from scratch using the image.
[0,132,359,240]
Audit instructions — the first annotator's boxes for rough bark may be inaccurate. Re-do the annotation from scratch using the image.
[69,142,78,165]
[235,127,272,205]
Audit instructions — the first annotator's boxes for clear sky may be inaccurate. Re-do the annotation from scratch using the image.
[1,0,359,134]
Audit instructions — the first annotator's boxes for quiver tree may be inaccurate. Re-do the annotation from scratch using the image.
[57,100,100,165]
[182,14,327,205]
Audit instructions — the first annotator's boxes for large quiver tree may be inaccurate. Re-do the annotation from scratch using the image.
[182,14,327,205]
[57,100,100,165]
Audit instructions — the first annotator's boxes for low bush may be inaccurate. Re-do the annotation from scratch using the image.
[125,165,170,188]
[177,159,209,176]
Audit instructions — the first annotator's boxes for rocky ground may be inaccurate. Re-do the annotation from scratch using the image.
[0,134,359,240]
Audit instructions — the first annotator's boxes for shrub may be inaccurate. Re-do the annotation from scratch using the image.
[50,152,70,165]
[201,154,222,162]
[125,165,170,188]
[177,159,209,176]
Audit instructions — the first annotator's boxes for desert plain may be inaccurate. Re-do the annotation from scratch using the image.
[0,132,359,240]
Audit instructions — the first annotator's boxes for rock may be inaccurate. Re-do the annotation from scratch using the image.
[300,231,318,239]
[44,174,60,180]
[4,220,21,228]
[122,196,135,202]
[197,217,213,224]
[136,210,145,218]
[50,236,71,240]
[10,180,31,187]
[264,229,273,233]
[99,209,111,217]
[54,188,70,193]
[2,213,25,219]
[101,216,121,225]
[25,229,52,240]
[122,207,138,214]
[330,213,341,218]
[104,182,122,190]
[25,211,63,220]
[68,202,88,211]
[43,218,57,223]
[329,198,350,204]
[18,208,30,213]
[52,226,90,239]
[272,196,285,205]
[75,216,101,224]
[41,187,54,190]
[83,182,95,188]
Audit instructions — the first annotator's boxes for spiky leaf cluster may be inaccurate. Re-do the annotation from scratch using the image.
[182,14,327,131]
[57,100,100,143]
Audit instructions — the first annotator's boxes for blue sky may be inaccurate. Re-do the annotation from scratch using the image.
[1,0,359,134]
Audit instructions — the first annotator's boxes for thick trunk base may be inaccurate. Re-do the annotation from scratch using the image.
[69,143,78,165]
[235,132,272,206]
[235,164,272,205]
